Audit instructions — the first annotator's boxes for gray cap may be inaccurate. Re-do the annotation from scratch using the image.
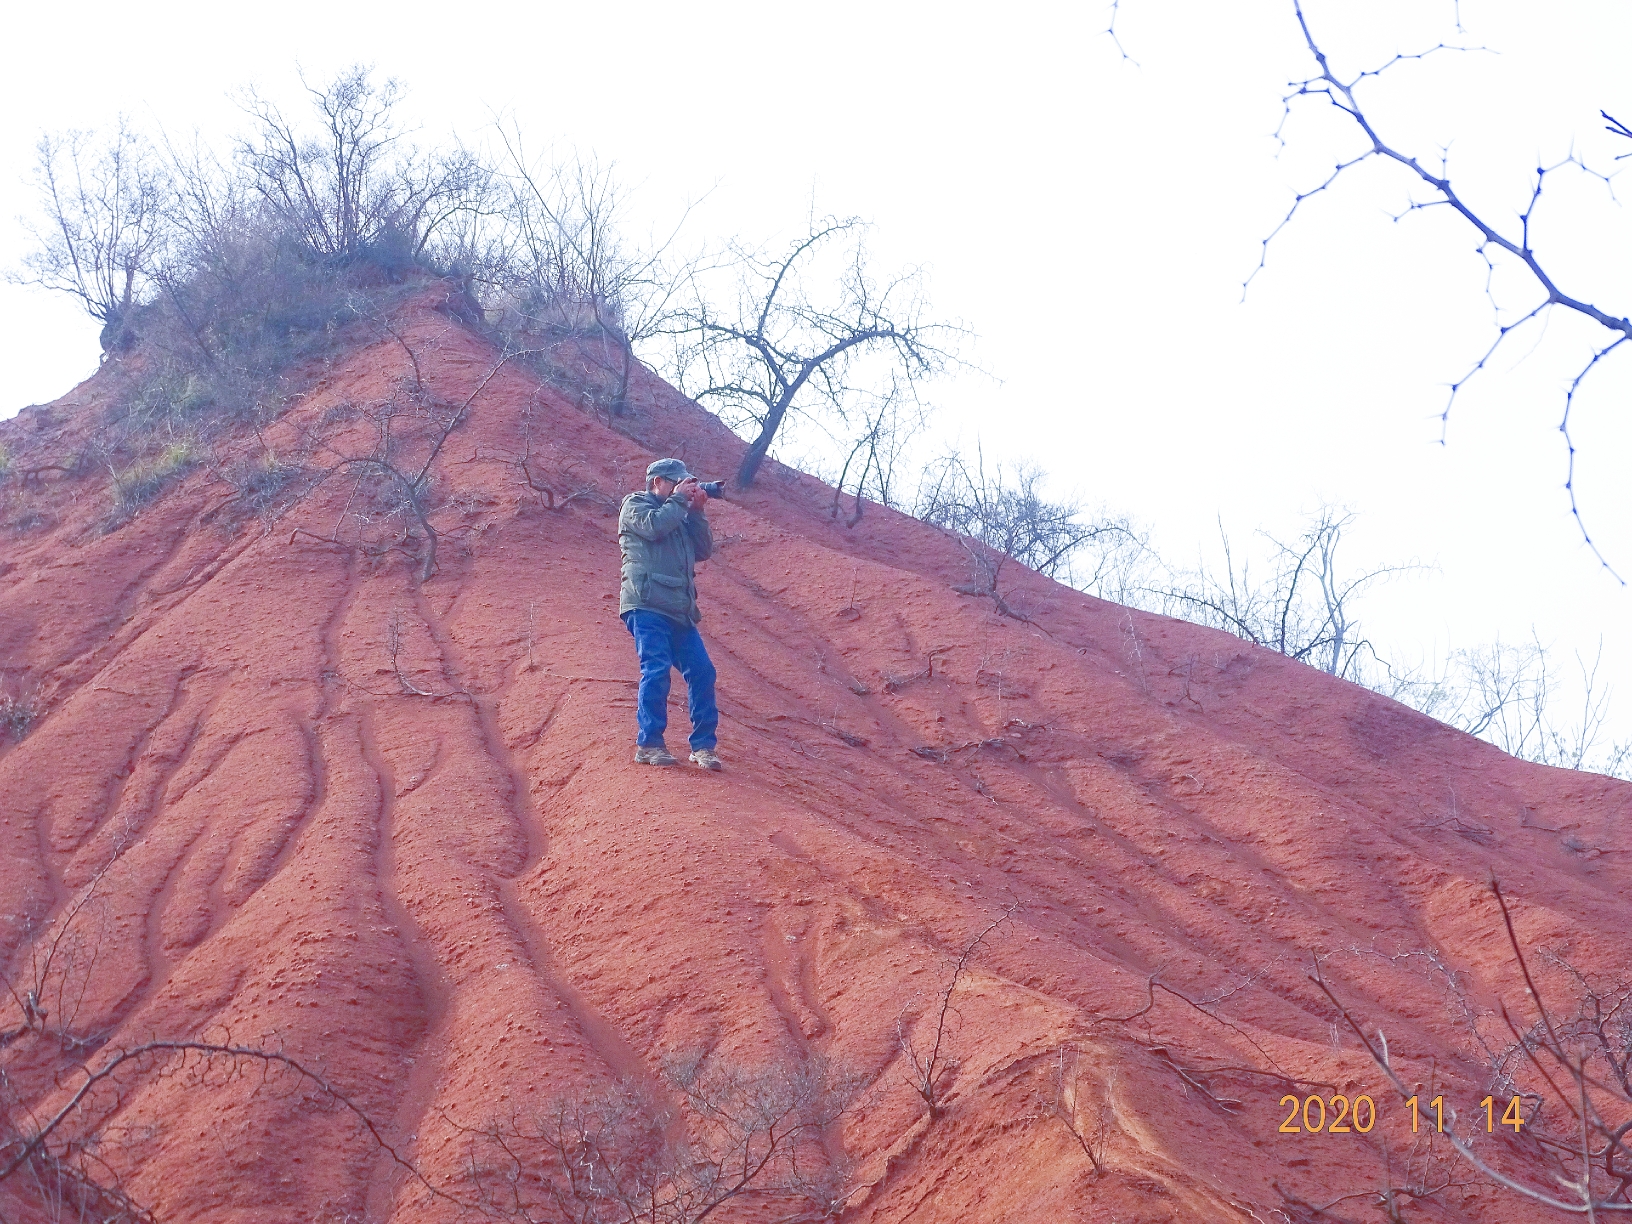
[646,458,693,482]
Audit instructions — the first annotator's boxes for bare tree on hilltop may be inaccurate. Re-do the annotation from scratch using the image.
[12,120,171,355]
[473,131,701,418]
[664,215,962,490]
[236,66,485,268]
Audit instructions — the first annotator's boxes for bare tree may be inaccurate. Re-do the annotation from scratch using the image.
[1106,504,1630,776]
[293,347,534,580]
[236,65,484,267]
[898,907,1018,1121]
[1392,635,1631,778]
[1050,1048,1110,1176]
[1142,507,1415,680]
[826,378,924,525]
[917,448,1140,611]
[475,133,697,418]
[1260,2,1632,576]
[140,149,408,432]
[665,216,960,489]
[13,121,171,354]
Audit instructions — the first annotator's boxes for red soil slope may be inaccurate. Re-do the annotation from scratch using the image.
[1,291,1628,1223]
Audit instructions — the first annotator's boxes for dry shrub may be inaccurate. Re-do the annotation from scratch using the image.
[455,1053,858,1223]
[0,685,39,742]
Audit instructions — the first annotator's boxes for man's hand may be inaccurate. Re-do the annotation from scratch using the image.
[676,477,708,512]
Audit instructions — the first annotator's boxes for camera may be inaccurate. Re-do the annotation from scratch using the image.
[698,480,726,499]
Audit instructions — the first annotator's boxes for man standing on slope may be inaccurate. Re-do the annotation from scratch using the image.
[618,458,723,770]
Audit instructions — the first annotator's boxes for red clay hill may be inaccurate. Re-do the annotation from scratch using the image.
[1,287,1628,1223]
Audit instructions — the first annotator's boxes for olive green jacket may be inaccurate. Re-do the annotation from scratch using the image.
[617,491,714,624]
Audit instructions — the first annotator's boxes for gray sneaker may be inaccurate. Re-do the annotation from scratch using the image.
[689,749,723,772]
[635,745,678,766]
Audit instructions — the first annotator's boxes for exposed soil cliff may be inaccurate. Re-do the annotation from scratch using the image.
[2,291,1628,1222]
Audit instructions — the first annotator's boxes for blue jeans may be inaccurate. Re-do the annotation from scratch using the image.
[623,610,718,751]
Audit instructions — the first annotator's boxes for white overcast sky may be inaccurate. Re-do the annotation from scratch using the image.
[3,1,1629,754]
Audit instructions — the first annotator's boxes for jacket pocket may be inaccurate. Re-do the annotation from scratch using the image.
[644,571,691,616]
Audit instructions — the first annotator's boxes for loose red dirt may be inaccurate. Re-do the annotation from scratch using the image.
[2,291,1627,1222]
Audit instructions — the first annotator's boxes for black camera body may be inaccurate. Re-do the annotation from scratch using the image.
[698,480,726,499]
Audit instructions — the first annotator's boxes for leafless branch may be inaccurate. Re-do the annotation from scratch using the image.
[1051,1048,1110,1174]
[1308,881,1632,1215]
[11,121,171,352]
[1103,0,1138,64]
[664,215,963,489]
[235,65,484,263]
[899,905,1019,1120]
[1263,2,1630,577]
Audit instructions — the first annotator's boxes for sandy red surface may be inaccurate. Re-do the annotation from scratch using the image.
[1,290,1627,1222]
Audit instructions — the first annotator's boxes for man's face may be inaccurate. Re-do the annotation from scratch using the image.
[652,477,678,498]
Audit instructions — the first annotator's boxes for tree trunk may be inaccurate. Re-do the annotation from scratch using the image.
[735,395,793,489]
